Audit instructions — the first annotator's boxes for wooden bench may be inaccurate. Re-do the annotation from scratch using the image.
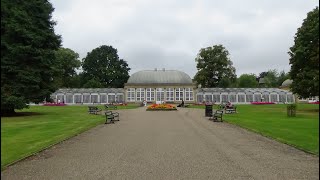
[105,111,120,124]
[209,110,223,122]
[88,106,102,115]
[225,106,237,114]
[105,104,117,110]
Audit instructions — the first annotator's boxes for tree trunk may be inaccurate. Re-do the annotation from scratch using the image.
[1,108,16,116]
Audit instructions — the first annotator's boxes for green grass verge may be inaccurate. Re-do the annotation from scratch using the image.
[188,104,319,155]
[1,104,139,170]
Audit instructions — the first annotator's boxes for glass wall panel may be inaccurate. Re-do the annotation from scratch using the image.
[185,88,193,101]
[254,94,261,102]
[212,94,220,103]
[197,94,203,103]
[287,94,294,103]
[57,95,64,102]
[74,94,82,103]
[136,88,145,102]
[108,94,116,103]
[127,88,135,102]
[246,94,253,102]
[262,94,269,102]
[91,95,98,103]
[100,94,107,103]
[166,88,174,101]
[117,94,124,103]
[221,94,228,103]
[66,94,73,103]
[83,94,90,103]
[156,88,165,101]
[146,88,155,101]
[228,94,237,102]
[270,94,277,102]
[238,94,245,103]
[205,94,213,102]
[279,94,286,103]
[175,88,184,101]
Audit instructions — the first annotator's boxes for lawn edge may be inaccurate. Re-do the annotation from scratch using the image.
[1,119,105,171]
[223,119,319,156]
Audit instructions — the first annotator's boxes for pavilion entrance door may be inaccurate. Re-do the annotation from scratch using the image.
[156,88,165,102]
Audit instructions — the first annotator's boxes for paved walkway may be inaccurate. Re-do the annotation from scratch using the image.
[2,107,319,180]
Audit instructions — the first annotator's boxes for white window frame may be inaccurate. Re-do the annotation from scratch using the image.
[237,93,246,104]
[156,88,165,101]
[166,88,174,101]
[136,88,145,102]
[175,88,184,101]
[91,93,99,103]
[146,88,155,101]
[185,88,193,101]
[127,88,135,102]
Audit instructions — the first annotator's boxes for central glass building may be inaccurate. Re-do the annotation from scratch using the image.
[124,69,196,103]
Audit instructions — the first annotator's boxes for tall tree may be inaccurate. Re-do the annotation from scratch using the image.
[53,48,81,88]
[194,45,236,88]
[82,45,130,88]
[238,74,258,88]
[1,0,61,115]
[277,70,290,87]
[289,7,319,98]
[263,69,279,88]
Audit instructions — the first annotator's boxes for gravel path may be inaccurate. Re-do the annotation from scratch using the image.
[2,107,319,180]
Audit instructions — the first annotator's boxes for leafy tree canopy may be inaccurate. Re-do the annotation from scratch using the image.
[289,7,319,98]
[53,48,81,88]
[1,0,61,115]
[238,74,258,88]
[257,69,290,88]
[194,45,236,88]
[81,45,130,88]
[263,69,279,88]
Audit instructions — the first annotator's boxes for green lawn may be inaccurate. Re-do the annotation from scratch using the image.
[1,104,139,170]
[189,104,319,155]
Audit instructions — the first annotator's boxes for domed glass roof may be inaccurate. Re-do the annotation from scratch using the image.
[281,79,293,87]
[126,70,193,84]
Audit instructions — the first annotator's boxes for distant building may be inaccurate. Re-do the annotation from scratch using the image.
[280,79,319,103]
[51,69,295,104]
[124,69,195,103]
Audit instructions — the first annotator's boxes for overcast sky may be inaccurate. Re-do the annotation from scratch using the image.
[50,0,318,77]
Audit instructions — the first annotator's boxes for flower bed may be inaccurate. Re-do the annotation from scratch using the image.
[309,101,319,104]
[251,102,275,105]
[146,104,177,111]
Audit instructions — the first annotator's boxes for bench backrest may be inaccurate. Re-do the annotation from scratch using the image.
[106,105,117,109]
[105,111,112,115]
[215,110,224,114]
[88,106,98,110]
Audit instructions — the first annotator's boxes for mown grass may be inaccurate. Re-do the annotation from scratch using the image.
[188,104,319,155]
[1,104,139,170]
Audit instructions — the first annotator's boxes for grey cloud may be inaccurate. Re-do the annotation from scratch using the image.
[50,0,318,78]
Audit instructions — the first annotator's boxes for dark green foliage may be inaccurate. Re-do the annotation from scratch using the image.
[81,45,130,88]
[263,69,279,87]
[289,7,319,98]
[194,45,237,88]
[277,70,290,87]
[1,0,61,115]
[238,74,258,88]
[52,48,81,88]
[257,69,290,88]
[83,78,103,88]
[287,104,297,117]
